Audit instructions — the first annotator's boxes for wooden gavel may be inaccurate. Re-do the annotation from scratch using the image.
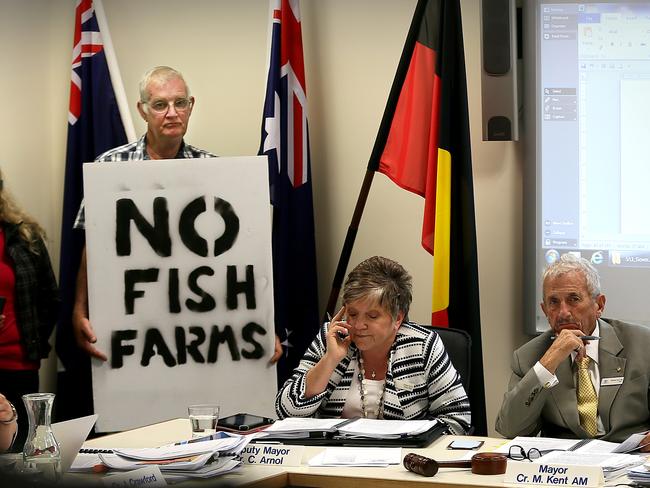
[403,452,508,477]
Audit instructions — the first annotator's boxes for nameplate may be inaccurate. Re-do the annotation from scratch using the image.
[504,461,603,487]
[601,376,624,386]
[242,444,304,466]
[102,466,166,487]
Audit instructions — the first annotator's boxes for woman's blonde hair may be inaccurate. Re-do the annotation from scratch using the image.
[0,169,46,253]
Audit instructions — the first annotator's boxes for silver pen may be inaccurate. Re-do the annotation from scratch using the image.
[550,335,600,341]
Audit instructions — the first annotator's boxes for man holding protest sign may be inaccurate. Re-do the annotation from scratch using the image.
[71,66,284,364]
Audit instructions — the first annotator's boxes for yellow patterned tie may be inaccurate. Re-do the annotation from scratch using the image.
[576,356,598,437]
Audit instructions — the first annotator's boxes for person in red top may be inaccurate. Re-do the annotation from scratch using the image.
[0,170,59,451]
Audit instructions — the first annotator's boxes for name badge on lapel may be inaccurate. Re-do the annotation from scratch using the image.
[394,379,415,392]
[601,377,624,386]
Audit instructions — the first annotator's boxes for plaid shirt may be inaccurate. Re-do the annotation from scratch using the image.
[73,135,216,229]
[2,223,60,362]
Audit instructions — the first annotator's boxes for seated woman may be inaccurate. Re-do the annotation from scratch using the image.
[276,256,471,434]
[0,393,17,452]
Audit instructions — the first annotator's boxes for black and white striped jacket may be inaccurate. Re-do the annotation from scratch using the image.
[276,322,471,435]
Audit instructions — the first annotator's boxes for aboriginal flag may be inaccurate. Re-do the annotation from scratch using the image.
[367,0,486,435]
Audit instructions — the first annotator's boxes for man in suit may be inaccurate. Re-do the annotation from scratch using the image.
[496,254,650,448]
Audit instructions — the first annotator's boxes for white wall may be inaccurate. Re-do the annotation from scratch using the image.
[0,0,74,392]
[0,0,528,436]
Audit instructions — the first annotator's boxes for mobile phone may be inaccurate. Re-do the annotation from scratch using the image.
[336,315,349,339]
[217,413,275,431]
[0,297,6,314]
[447,439,484,450]
[327,312,349,340]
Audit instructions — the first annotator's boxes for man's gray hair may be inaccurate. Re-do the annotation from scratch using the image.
[139,66,190,103]
[542,253,601,298]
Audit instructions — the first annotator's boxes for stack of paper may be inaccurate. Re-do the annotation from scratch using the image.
[496,433,649,456]
[256,417,438,440]
[495,436,647,481]
[337,419,438,439]
[254,418,344,439]
[626,463,650,486]
[536,451,645,480]
[71,432,251,482]
[253,417,445,447]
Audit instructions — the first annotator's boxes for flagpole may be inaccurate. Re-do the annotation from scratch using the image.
[93,0,137,142]
[324,0,428,319]
[324,169,375,318]
[262,0,275,80]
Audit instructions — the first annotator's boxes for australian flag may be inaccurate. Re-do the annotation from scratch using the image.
[56,0,128,418]
[259,0,320,385]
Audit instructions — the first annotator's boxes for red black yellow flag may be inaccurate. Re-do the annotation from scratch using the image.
[367,0,486,435]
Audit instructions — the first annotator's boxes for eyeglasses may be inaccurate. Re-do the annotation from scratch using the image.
[508,445,542,462]
[144,98,192,114]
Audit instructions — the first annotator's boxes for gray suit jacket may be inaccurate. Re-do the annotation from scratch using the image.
[496,318,650,441]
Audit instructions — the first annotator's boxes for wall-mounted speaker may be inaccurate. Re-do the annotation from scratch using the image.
[480,0,520,141]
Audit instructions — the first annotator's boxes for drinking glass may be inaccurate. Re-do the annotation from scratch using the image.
[188,404,220,438]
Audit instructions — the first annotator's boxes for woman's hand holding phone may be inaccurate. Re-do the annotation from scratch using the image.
[326,306,351,362]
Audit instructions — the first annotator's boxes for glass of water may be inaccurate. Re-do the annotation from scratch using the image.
[188,404,220,438]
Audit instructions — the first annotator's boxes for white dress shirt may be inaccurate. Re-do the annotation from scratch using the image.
[341,360,385,419]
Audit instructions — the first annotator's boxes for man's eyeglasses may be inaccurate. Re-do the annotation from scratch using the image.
[144,98,192,114]
[508,445,542,461]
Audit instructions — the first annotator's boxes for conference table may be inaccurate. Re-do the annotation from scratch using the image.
[79,419,515,487]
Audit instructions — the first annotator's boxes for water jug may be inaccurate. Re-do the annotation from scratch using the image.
[22,393,61,483]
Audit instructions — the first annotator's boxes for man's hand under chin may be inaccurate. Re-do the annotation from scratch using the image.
[540,328,589,373]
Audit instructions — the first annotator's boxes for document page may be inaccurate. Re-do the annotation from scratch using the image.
[113,436,248,460]
[615,432,648,453]
[573,439,619,454]
[161,458,242,481]
[260,418,344,436]
[493,436,578,454]
[99,452,214,470]
[69,453,103,472]
[626,464,650,484]
[308,447,402,466]
[537,451,645,471]
[337,419,438,438]
[497,434,649,456]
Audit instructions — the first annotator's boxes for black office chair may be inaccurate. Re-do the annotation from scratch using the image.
[429,326,472,393]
